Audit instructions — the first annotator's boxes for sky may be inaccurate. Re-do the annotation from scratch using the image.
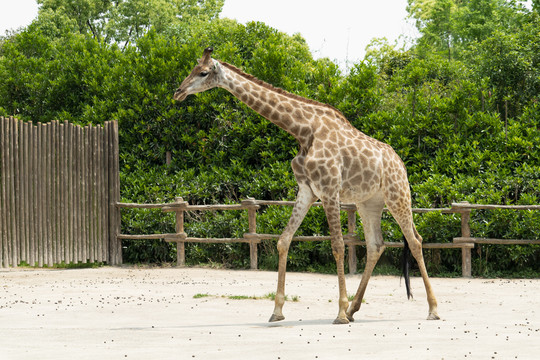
[0,0,418,67]
[220,0,418,67]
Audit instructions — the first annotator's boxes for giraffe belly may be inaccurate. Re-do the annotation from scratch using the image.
[340,185,380,204]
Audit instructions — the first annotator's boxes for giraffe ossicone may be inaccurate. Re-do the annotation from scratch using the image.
[174,48,440,324]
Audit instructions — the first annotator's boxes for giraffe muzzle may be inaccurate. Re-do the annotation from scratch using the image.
[173,89,188,102]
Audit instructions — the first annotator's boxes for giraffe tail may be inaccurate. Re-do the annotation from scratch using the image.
[401,237,413,300]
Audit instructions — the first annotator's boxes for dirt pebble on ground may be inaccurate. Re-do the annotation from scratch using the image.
[0,266,539,359]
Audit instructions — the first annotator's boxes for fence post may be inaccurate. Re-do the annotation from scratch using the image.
[346,207,358,274]
[459,202,472,278]
[242,198,260,270]
[173,197,188,267]
[107,121,121,265]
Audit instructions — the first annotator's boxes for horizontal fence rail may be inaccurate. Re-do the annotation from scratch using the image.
[117,198,540,277]
[0,117,121,267]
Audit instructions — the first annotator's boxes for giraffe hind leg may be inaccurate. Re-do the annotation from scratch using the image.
[347,198,385,322]
[392,211,440,320]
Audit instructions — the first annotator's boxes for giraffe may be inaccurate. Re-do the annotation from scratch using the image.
[174,47,440,324]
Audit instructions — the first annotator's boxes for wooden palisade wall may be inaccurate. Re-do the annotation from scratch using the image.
[0,117,121,267]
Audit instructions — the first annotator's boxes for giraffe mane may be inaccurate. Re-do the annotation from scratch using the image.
[219,61,347,118]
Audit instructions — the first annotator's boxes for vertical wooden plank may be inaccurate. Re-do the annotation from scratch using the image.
[0,117,3,268]
[55,120,62,264]
[29,122,37,266]
[97,125,105,262]
[77,125,83,263]
[36,123,46,267]
[68,123,75,264]
[0,117,7,267]
[48,121,55,266]
[242,198,259,270]
[113,121,121,264]
[101,122,109,262]
[69,124,79,263]
[46,121,53,265]
[84,125,90,263]
[15,118,24,265]
[36,123,43,267]
[83,125,89,263]
[28,124,39,266]
[106,121,114,264]
[92,125,98,263]
[102,122,110,263]
[41,122,48,266]
[83,126,90,263]
[58,122,65,264]
[52,121,60,264]
[108,121,121,265]
[84,126,90,263]
[48,122,54,266]
[42,122,49,266]
[460,209,472,278]
[96,125,103,263]
[9,117,18,267]
[75,125,82,263]
[77,124,83,263]
[173,197,187,267]
[22,121,31,265]
[78,124,84,263]
[62,121,69,264]
[89,125,96,263]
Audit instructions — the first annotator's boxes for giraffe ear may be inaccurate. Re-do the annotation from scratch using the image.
[200,47,214,65]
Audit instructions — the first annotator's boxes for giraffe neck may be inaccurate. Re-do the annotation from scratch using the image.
[217,62,326,148]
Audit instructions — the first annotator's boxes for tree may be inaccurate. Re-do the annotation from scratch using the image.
[36,0,224,44]
[407,0,530,59]
[407,0,457,59]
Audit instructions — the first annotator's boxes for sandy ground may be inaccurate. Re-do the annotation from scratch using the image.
[0,266,539,360]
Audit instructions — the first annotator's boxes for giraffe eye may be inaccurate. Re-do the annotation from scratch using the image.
[200,71,209,77]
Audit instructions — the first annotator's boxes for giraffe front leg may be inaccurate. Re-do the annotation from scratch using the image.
[269,184,316,322]
[332,244,349,325]
[269,235,290,322]
[322,198,350,325]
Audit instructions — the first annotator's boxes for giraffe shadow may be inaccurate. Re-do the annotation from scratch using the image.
[152,317,397,330]
[263,318,396,328]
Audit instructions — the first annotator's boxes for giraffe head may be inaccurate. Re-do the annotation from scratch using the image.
[174,47,221,101]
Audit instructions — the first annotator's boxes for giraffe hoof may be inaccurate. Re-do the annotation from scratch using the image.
[427,312,440,320]
[269,314,285,322]
[346,314,355,322]
[333,317,350,325]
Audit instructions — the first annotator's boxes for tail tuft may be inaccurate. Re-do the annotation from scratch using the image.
[401,237,413,300]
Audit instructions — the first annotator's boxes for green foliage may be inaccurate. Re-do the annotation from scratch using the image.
[36,0,224,43]
[1,1,540,276]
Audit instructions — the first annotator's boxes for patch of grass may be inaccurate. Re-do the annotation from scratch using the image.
[227,295,252,300]
[193,292,299,302]
[18,261,104,269]
[263,292,299,302]
[193,293,211,299]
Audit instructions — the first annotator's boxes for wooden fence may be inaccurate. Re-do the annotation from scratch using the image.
[0,117,121,267]
[116,199,540,277]
[114,198,472,275]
